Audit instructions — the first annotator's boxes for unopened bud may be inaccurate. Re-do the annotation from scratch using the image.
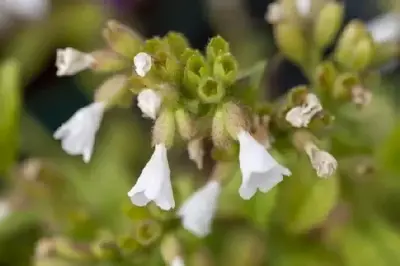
[165,32,190,58]
[183,52,208,94]
[212,109,232,149]
[206,36,230,63]
[94,74,130,107]
[152,109,175,148]
[188,138,204,169]
[160,234,182,264]
[314,2,344,49]
[275,23,307,66]
[315,61,337,92]
[91,50,130,73]
[351,37,375,71]
[197,78,225,104]
[102,20,143,58]
[175,108,196,140]
[213,53,238,86]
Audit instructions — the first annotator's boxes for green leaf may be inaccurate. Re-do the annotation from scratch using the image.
[0,59,21,175]
[276,155,339,234]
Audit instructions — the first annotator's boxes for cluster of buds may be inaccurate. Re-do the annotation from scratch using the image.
[52,16,345,241]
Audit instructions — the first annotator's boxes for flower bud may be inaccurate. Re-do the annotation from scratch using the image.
[313,2,344,49]
[134,219,162,246]
[206,36,230,63]
[315,61,337,92]
[212,109,232,149]
[223,102,249,139]
[332,73,360,100]
[350,37,375,71]
[152,109,175,148]
[197,78,225,104]
[165,32,190,58]
[94,74,130,107]
[102,20,143,58]
[274,23,307,66]
[90,50,130,73]
[160,234,182,264]
[183,52,208,95]
[188,138,204,169]
[213,53,238,86]
[175,108,196,140]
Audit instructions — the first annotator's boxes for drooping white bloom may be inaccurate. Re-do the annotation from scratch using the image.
[128,144,175,210]
[137,89,161,120]
[296,0,311,17]
[285,93,323,128]
[171,256,185,266]
[367,13,400,44]
[53,102,106,163]
[178,180,221,237]
[265,2,283,24]
[305,143,337,178]
[237,130,291,200]
[134,52,152,77]
[56,48,95,76]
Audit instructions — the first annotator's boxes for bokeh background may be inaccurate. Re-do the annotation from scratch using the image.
[0,0,400,265]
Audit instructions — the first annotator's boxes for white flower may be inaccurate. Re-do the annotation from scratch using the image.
[367,13,400,44]
[305,143,337,178]
[265,3,283,24]
[285,93,323,128]
[128,144,175,210]
[296,0,311,17]
[53,102,106,163]
[56,48,95,76]
[134,52,152,77]
[137,89,161,120]
[237,130,291,200]
[178,180,221,237]
[171,256,185,266]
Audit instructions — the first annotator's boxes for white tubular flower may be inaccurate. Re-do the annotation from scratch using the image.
[53,102,106,163]
[265,3,283,24]
[137,89,161,120]
[134,52,152,77]
[285,93,323,128]
[171,256,185,266]
[178,180,221,237]
[305,143,337,178]
[296,0,311,17]
[56,48,95,76]
[367,13,400,44]
[237,130,291,200]
[128,144,175,211]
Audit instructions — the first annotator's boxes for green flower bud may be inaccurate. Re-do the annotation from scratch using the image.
[206,36,230,63]
[314,2,344,49]
[102,20,143,58]
[175,108,196,140]
[315,61,337,92]
[160,234,182,264]
[134,219,162,246]
[213,53,239,86]
[180,48,197,65]
[274,23,307,66]
[91,50,130,73]
[152,109,175,148]
[144,37,166,55]
[94,74,132,108]
[183,52,208,95]
[288,85,309,106]
[165,56,182,84]
[197,78,225,104]
[165,32,190,58]
[334,20,369,69]
[350,37,375,71]
[333,73,360,100]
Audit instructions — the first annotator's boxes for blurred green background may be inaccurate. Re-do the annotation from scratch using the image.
[1,0,400,265]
